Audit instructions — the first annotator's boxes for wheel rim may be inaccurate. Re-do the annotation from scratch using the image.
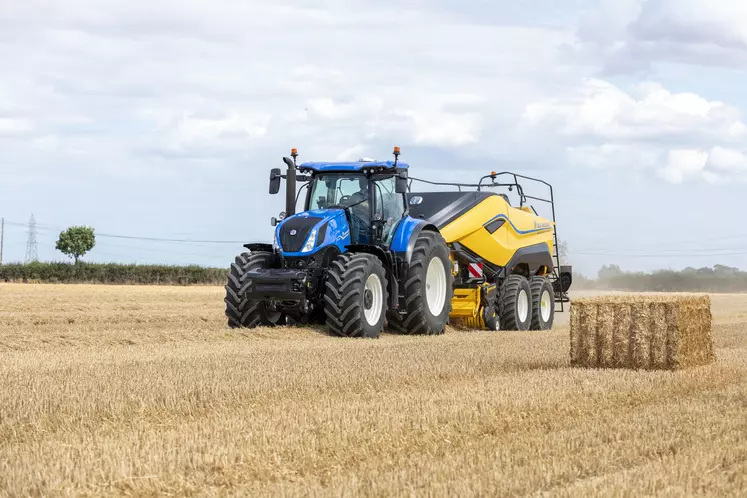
[363,273,383,326]
[517,289,529,322]
[425,257,447,316]
[540,290,552,322]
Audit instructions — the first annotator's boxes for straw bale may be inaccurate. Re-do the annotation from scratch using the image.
[569,294,715,370]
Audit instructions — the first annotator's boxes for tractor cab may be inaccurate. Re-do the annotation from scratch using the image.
[300,165,408,246]
[267,150,410,262]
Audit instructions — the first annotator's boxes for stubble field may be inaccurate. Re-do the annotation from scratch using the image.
[0,284,745,497]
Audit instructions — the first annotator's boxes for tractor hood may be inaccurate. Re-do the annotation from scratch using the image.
[274,209,351,256]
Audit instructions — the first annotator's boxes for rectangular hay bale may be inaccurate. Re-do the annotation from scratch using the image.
[569,294,715,370]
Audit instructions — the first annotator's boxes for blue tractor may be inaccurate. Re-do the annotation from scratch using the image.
[225,147,454,338]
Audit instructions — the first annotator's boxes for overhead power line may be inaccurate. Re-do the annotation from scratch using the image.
[2,220,246,245]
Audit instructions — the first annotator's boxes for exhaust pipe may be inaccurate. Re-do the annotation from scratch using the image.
[283,155,297,216]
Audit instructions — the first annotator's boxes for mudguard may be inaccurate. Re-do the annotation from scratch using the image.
[389,215,439,265]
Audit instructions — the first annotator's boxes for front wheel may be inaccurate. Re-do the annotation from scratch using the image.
[323,253,388,338]
[225,251,286,328]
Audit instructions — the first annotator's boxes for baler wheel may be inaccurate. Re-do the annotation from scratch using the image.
[499,274,531,331]
[529,276,555,330]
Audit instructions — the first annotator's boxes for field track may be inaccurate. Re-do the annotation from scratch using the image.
[1,284,746,497]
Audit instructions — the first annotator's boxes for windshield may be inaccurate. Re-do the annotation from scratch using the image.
[308,173,368,210]
[308,173,371,244]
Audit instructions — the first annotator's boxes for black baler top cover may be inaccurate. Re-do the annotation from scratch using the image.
[406,191,506,229]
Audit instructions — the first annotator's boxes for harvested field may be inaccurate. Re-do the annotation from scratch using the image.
[1,284,746,497]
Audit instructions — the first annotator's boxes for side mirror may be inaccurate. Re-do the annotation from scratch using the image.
[269,168,282,194]
[395,175,408,193]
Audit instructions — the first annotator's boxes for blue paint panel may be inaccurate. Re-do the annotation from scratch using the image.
[299,161,409,172]
[390,216,425,253]
[485,214,553,235]
[275,210,351,257]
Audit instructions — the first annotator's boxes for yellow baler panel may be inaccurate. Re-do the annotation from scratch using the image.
[506,206,555,263]
[439,196,509,244]
[440,196,556,269]
[449,288,481,318]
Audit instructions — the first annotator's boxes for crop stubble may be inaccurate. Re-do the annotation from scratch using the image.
[0,285,745,497]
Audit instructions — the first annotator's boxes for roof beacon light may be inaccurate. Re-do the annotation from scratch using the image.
[291,148,298,166]
[393,146,401,166]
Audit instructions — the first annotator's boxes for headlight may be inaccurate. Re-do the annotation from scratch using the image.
[301,228,317,253]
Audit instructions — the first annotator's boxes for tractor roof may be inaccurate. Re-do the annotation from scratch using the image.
[299,161,409,173]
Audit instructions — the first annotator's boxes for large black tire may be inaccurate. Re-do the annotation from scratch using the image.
[529,276,555,330]
[323,253,388,338]
[398,231,453,335]
[224,251,285,328]
[499,274,531,331]
[385,310,407,334]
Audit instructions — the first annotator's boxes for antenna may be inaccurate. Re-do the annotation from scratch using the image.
[25,214,38,263]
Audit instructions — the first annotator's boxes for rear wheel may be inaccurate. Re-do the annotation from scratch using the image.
[225,251,286,328]
[398,231,453,335]
[499,274,531,331]
[323,253,388,338]
[529,276,555,330]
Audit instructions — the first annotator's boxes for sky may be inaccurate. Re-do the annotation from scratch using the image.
[2,0,747,278]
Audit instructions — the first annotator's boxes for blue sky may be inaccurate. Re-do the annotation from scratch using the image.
[2,0,747,278]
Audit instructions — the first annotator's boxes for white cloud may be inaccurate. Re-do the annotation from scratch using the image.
[0,0,579,177]
[523,78,747,184]
[574,0,747,70]
[707,147,747,173]
[657,149,709,184]
[523,78,747,143]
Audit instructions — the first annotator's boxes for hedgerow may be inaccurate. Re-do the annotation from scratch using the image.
[0,262,228,285]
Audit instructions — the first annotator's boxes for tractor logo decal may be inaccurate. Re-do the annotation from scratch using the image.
[336,230,349,241]
[290,230,297,236]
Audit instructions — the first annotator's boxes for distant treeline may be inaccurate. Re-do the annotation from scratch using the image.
[0,262,228,285]
[572,264,747,293]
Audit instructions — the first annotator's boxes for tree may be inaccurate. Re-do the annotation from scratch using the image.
[56,226,96,264]
[597,264,623,281]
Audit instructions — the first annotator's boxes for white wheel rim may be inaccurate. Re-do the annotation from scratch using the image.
[541,289,552,322]
[363,273,383,326]
[425,257,447,316]
[517,289,529,322]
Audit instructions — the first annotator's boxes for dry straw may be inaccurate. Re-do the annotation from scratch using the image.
[569,294,715,370]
